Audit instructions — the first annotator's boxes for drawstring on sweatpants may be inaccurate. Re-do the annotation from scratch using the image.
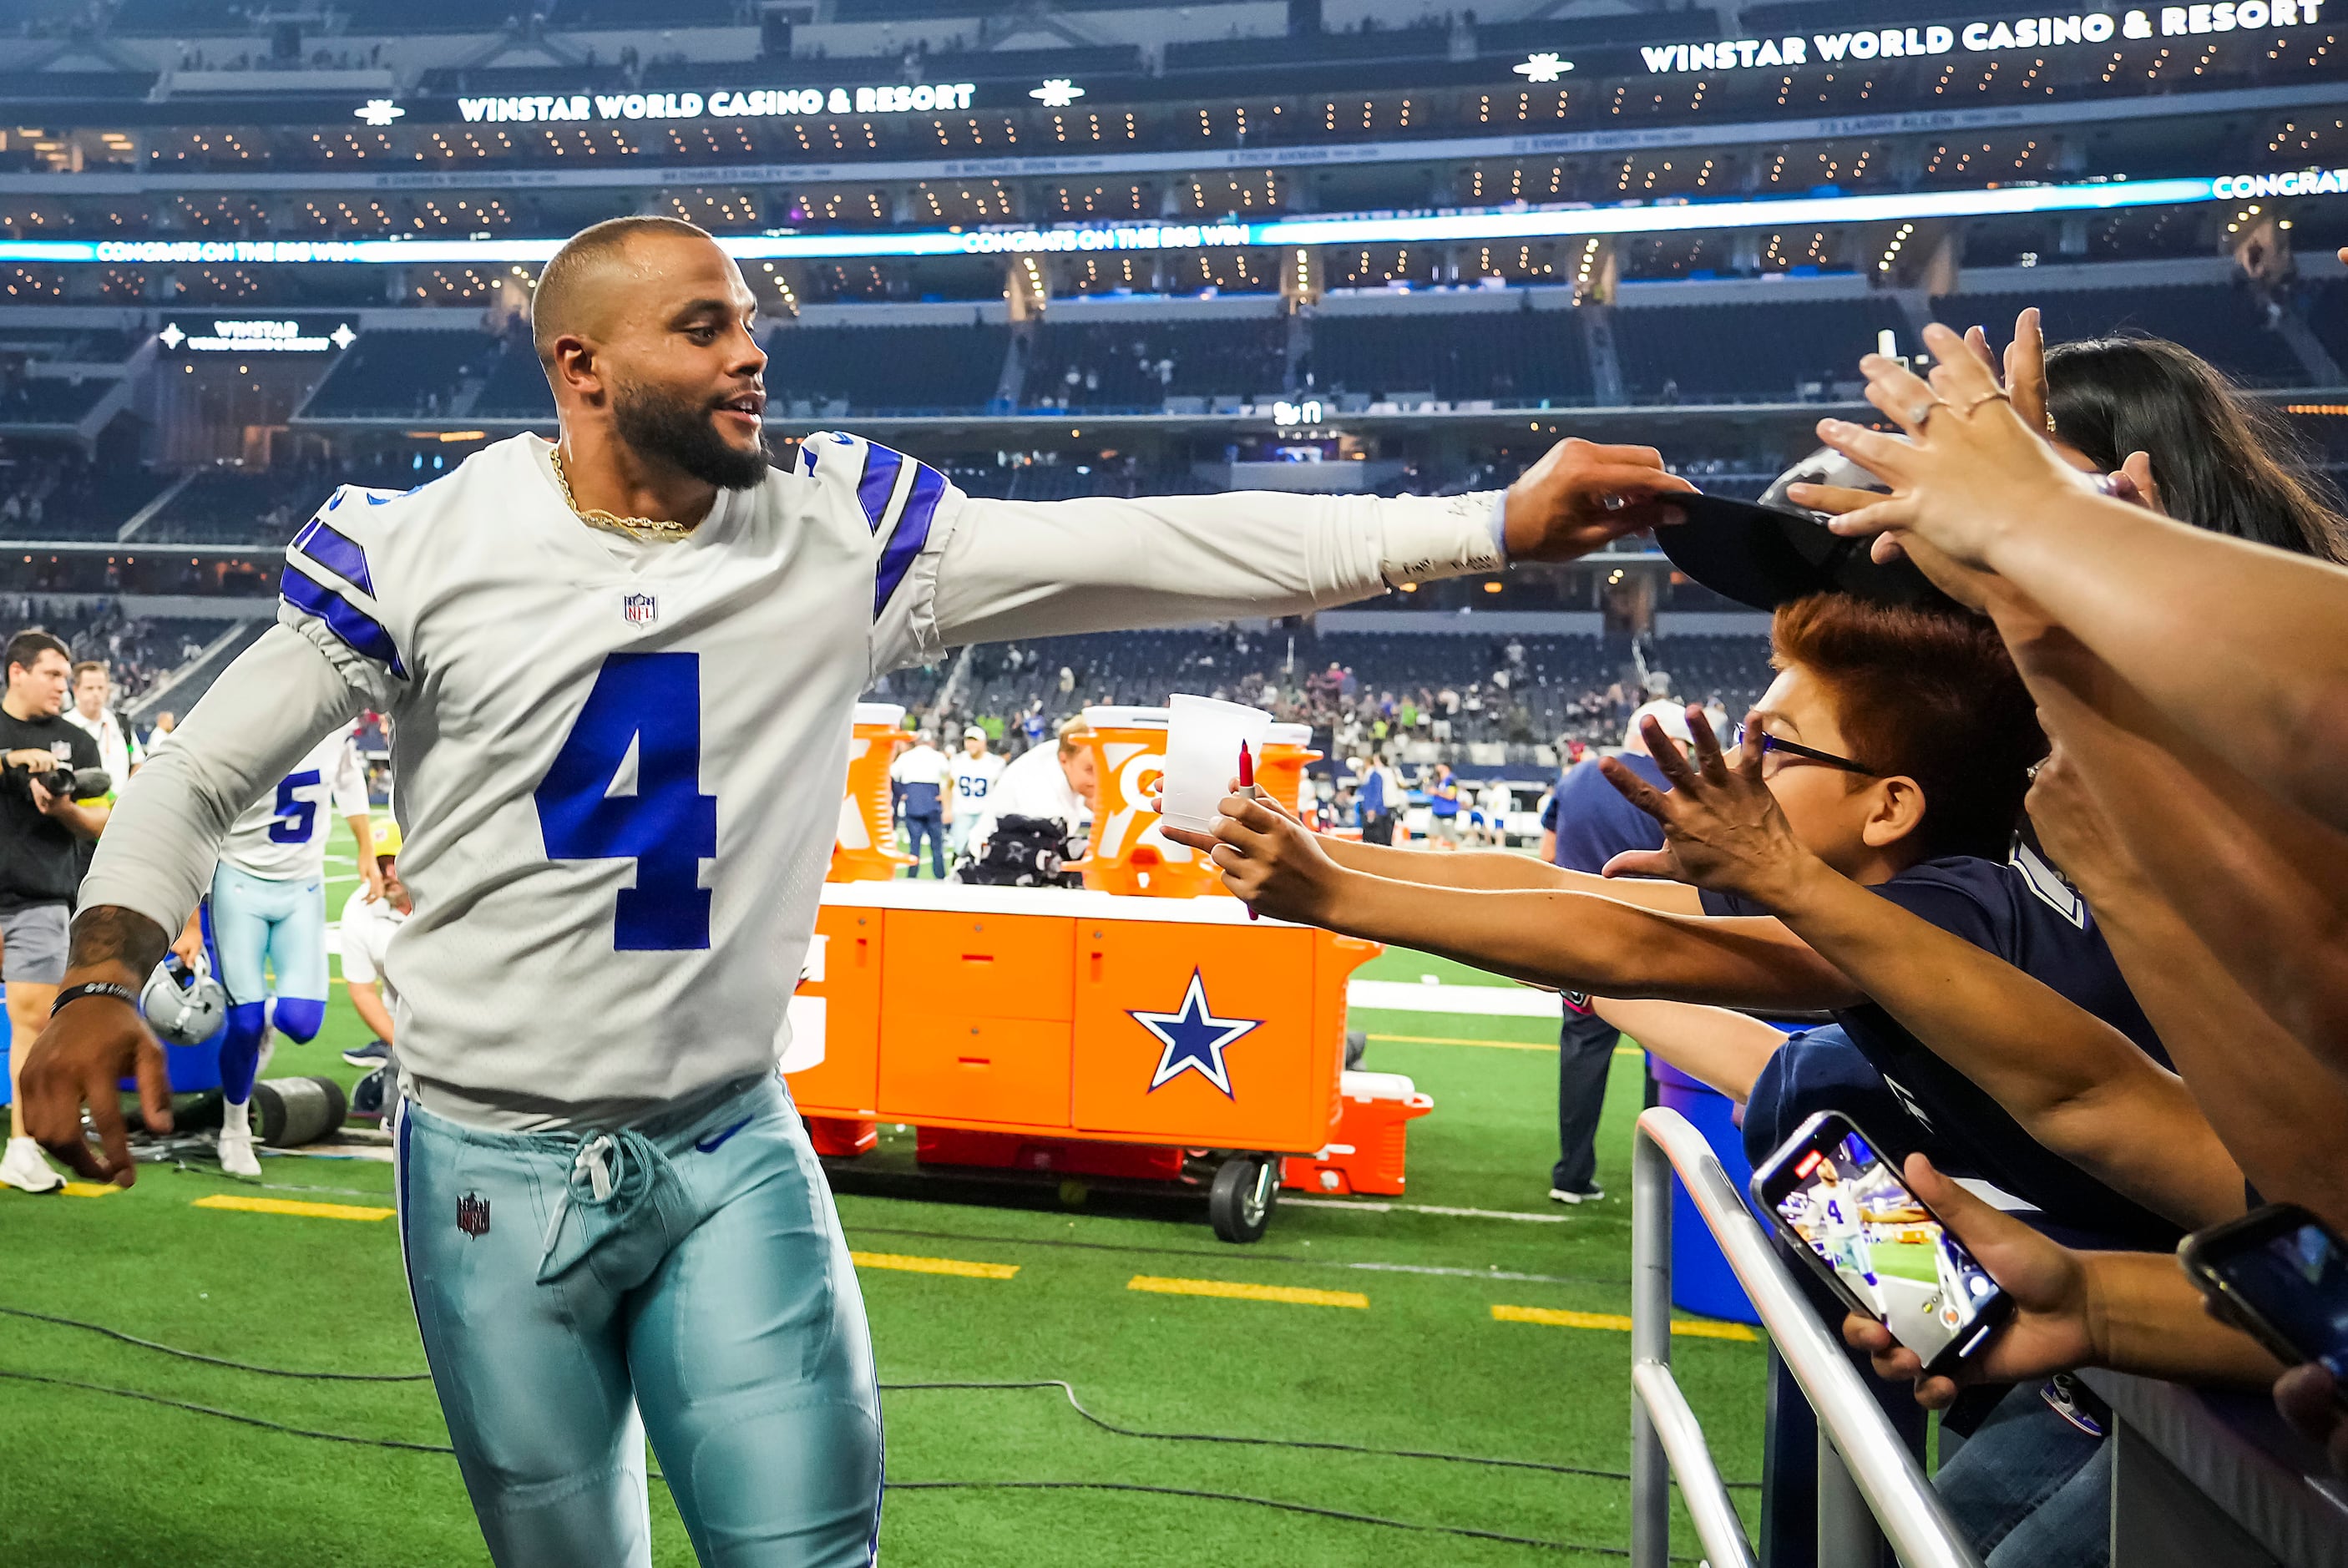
[537,1128,676,1277]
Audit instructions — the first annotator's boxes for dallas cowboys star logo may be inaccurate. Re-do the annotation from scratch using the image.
[1130,969,1259,1099]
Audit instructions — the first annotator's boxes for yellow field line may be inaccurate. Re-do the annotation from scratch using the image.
[192,1194,393,1222]
[852,1250,1019,1280]
[59,1181,120,1198]
[1128,1274,1368,1309]
[1490,1302,1758,1342]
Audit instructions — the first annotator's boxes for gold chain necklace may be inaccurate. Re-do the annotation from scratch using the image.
[549,447,698,542]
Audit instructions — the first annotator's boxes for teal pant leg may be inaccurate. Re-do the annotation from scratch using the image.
[394,1101,655,1568]
[628,1085,884,1567]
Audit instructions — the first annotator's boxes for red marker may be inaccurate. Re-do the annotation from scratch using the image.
[1237,741,1260,919]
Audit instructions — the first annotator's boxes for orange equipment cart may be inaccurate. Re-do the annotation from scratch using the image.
[785,880,1390,1241]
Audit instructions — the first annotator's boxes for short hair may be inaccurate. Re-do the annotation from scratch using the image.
[5,629,70,679]
[1770,594,2045,862]
[532,215,716,368]
[71,660,106,683]
[1055,716,1095,757]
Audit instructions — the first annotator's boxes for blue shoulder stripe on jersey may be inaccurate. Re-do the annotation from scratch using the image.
[291,515,377,599]
[281,563,407,679]
[873,462,947,619]
[856,443,906,535]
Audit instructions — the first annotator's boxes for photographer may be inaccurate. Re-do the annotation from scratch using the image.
[0,630,109,1195]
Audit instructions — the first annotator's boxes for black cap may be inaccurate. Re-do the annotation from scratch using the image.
[1657,448,1950,612]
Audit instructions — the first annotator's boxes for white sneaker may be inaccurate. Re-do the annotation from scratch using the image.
[218,1129,262,1180]
[1547,1185,1605,1206]
[0,1136,64,1194]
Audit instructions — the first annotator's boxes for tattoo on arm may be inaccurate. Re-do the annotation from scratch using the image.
[68,905,170,980]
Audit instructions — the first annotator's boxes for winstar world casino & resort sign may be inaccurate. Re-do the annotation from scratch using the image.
[1640,0,2325,69]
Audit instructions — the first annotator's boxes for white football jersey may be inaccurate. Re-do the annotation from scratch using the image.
[85,430,1503,1129]
[217,726,370,882]
[950,751,1004,811]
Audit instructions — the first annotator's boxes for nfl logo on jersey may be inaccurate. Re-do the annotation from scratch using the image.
[621,591,660,626]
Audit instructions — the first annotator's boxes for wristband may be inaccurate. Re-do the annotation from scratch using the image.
[52,981,139,1016]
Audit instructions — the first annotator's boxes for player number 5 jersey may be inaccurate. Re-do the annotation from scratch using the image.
[216,726,369,883]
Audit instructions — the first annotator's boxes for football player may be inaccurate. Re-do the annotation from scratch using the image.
[21,216,1688,1567]
[200,722,380,1176]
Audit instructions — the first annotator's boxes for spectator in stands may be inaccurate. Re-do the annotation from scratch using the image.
[1535,697,1692,1206]
[61,660,139,788]
[966,716,1097,861]
[0,630,110,1196]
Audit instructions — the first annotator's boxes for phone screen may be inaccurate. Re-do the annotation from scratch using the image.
[2209,1216,2348,1378]
[1765,1120,2006,1367]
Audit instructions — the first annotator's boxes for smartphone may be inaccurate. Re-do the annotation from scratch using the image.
[2179,1204,2348,1391]
[1750,1110,2016,1378]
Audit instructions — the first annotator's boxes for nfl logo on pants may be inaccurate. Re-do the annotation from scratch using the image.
[456,1191,491,1237]
[621,591,659,625]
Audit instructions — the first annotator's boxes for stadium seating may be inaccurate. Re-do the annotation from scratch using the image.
[1611,296,1912,403]
[2305,277,2348,377]
[301,330,505,419]
[1931,282,2308,387]
[470,338,559,422]
[1022,316,1288,413]
[1308,307,1595,406]
[0,443,173,539]
[765,321,1010,417]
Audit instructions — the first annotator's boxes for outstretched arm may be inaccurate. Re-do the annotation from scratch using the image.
[1601,709,2245,1230]
[20,627,368,1185]
[906,438,1692,658]
[1810,321,2348,836]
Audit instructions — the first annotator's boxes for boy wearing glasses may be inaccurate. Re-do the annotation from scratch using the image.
[1163,592,2176,1248]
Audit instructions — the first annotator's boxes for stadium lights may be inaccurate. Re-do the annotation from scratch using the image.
[0,170,2295,270]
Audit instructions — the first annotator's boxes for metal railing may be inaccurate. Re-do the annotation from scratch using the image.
[1631,1106,1985,1568]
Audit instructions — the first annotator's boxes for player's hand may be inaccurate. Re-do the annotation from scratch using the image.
[361,857,387,904]
[1501,438,1696,562]
[1596,706,1820,908]
[19,996,172,1187]
[2272,1363,2348,1481]
[170,913,205,969]
[1161,792,1348,924]
[1839,1154,2097,1409]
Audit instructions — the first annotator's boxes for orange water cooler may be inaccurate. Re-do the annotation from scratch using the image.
[828,702,913,883]
[1071,705,1220,898]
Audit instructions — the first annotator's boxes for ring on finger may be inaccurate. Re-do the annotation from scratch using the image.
[1907,399,1944,429]
[1951,388,2011,418]
[1600,493,1627,513]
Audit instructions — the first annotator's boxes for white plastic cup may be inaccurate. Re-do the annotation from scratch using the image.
[1161,694,1273,834]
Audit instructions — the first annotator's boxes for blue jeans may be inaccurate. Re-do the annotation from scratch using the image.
[393,1075,883,1566]
[902,812,944,878]
[1936,1383,2109,1567]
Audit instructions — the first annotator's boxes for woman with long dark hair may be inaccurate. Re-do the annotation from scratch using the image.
[2041,332,2348,562]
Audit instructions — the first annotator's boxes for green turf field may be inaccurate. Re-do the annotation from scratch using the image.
[0,827,1769,1565]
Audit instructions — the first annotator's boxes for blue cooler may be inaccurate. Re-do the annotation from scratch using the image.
[1649,1054,1762,1325]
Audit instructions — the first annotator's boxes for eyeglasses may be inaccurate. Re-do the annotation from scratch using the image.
[1730,723,1877,778]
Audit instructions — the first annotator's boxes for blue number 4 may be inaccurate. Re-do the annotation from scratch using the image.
[535,653,719,951]
[268,769,321,845]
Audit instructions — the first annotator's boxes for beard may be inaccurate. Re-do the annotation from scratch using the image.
[610,377,770,491]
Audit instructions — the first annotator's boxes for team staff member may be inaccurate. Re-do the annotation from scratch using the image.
[888,728,952,878]
[63,661,141,787]
[1536,699,1691,1206]
[0,630,108,1195]
[948,724,1003,856]
[966,717,1098,857]
[340,818,408,1080]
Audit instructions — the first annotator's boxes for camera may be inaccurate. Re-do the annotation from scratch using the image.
[3,749,109,802]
